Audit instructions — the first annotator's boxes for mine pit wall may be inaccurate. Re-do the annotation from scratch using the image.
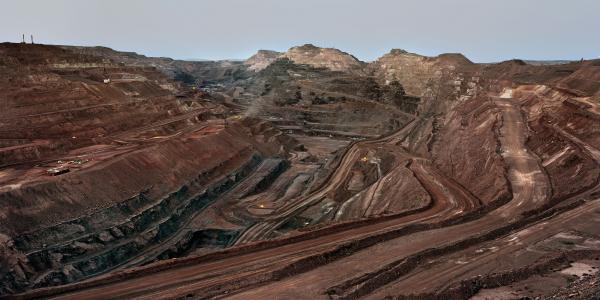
[0,120,287,293]
[368,162,433,215]
[324,198,586,300]
[527,122,600,202]
[556,99,600,149]
[12,179,513,300]
[154,229,241,261]
[300,145,350,197]
[0,44,192,166]
[387,249,600,300]
[412,61,600,207]
[0,92,189,165]
[431,96,510,204]
[241,159,290,198]
[1,127,253,235]
[327,152,404,221]
[520,88,600,203]
[177,190,514,300]
[28,153,262,289]
[330,158,380,204]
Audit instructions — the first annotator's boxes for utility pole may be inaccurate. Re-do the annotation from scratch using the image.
[22,34,25,43]
[30,35,34,44]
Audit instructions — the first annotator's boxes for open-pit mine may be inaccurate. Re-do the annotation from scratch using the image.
[1,42,600,299]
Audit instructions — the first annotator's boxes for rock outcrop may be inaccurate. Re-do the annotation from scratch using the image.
[281,44,365,75]
[5,41,600,300]
[368,49,474,97]
[244,50,282,71]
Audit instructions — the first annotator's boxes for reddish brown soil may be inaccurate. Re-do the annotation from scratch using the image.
[2,43,600,300]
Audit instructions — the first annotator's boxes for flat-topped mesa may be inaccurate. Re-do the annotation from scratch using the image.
[281,44,366,75]
[245,50,283,71]
[369,48,475,97]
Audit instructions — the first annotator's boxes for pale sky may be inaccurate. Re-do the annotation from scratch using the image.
[1,0,598,62]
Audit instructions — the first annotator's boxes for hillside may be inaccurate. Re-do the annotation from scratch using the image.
[2,42,600,300]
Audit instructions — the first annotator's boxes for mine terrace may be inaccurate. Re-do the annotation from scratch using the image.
[1,42,600,299]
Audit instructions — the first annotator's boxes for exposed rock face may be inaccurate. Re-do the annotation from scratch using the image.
[241,57,413,137]
[0,118,290,293]
[244,50,282,71]
[0,44,296,293]
[5,41,600,300]
[0,43,187,166]
[281,44,365,75]
[368,49,474,97]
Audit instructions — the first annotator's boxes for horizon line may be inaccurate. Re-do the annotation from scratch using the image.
[2,40,589,64]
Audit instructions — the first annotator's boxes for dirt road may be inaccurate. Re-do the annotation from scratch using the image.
[9,96,595,300]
